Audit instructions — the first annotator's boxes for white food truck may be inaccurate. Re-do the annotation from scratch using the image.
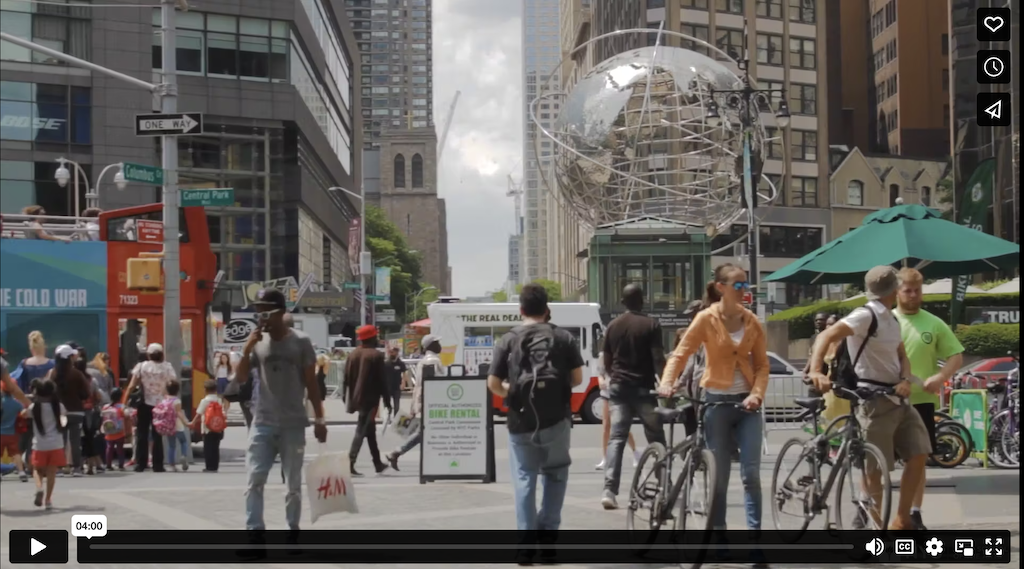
[426,301,606,423]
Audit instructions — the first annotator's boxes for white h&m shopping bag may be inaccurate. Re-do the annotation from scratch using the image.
[306,447,358,523]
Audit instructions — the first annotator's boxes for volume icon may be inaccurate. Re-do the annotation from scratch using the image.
[865,538,885,556]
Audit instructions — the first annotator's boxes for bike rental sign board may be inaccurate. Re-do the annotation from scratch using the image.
[949,389,989,468]
[419,364,495,483]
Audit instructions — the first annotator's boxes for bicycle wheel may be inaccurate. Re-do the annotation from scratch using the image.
[627,442,668,533]
[988,411,1019,469]
[934,410,954,422]
[834,441,891,531]
[935,419,974,454]
[1000,423,1020,467]
[770,437,820,534]
[677,448,716,569]
[930,428,969,468]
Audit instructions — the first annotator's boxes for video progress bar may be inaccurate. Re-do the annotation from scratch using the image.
[87,543,853,551]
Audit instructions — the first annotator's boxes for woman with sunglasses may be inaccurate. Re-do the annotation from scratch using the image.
[659,263,770,558]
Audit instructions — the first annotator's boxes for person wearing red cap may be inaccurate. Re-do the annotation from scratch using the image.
[343,324,391,476]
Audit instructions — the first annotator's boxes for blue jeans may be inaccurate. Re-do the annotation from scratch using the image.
[604,382,666,495]
[508,419,572,532]
[703,392,763,530]
[394,430,422,456]
[165,431,189,465]
[245,424,306,530]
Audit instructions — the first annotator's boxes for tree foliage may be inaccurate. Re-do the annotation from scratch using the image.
[365,205,423,326]
[410,284,440,321]
[935,176,955,221]
[515,279,563,302]
[490,289,508,302]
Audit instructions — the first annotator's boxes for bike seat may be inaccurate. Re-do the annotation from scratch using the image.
[794,397,825,413]
[655,405,690,424]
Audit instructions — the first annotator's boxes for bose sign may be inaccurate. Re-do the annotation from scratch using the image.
[0,115,66,130]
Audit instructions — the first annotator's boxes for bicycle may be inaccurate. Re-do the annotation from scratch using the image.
[821,409,970,469]
[987,353,1019,468]
[770,385,894,535]
[626,394,755,568]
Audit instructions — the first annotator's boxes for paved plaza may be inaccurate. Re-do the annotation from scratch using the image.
[1,400,1019,568]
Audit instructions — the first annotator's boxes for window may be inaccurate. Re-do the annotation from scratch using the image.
[649,0,668,7]
[790,177,818,207]
[711,224,823,258]
[921,186,931,206]
[757,0,783,19]
[942,68,949,91]
[790,83,816,115]
[679,24,709,56]
[0,3,91,64]
[716,28,743,60]
[791,130,817,161]
[789,0,816,23]
[393,154,405,187]
[941,33,949,55]
[756,33,784,65]
[411,153,423,187]
[943,104,950,129]
[152,12,290,82]
[884,0,896,26]
[0,81,91,145]
[789,38,816,69]
[680,0,706,7]
[716,0,743,14]
[847,180,864,206]
[886,75,898,99]
[763,127,783,159]
[889,184,900,206]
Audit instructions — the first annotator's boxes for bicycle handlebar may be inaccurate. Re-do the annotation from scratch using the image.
[648,390,758,412]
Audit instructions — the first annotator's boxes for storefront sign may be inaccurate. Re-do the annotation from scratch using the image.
[298,291,349,309]
[602,311,694,328]
[421,376,489,480]
[966,307,1020,325]
[0,115,65,130]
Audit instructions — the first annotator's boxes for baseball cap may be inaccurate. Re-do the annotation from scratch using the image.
[251,288,287,311]
[54,344,76,359]
[356,325,378,341]
[421,334,442,348]
[146,343,164,355]
[865,265,899,301]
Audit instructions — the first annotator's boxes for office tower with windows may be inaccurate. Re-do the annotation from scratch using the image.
[522,0,562,284]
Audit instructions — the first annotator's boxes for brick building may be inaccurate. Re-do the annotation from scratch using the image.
[374,128,451,294]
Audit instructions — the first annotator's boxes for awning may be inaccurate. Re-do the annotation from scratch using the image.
[408,318,430,328]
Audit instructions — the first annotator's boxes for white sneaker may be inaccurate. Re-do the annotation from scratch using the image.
[595,459,606,470]
[601,490,618,510]
[633,450,641,467]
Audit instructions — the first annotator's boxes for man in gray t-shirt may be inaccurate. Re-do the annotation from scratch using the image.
[234,289,327,533]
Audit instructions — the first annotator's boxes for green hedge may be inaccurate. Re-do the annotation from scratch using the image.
[955,324,1020,357]
[767,292,1020,340]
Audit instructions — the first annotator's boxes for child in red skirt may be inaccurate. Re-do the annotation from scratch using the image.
[23,379,67,509]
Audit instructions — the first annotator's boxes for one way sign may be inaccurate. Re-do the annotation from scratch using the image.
[135,112,204,137]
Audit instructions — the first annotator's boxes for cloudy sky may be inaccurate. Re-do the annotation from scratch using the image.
[432,0,522,297]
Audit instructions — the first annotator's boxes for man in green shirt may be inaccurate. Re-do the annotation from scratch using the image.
[894,268,964,531]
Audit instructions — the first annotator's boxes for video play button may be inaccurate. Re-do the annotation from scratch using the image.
[8,530,68,563]
[29,538,46,556]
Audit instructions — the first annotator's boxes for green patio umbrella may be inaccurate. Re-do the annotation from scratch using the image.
[764,203,1020,285]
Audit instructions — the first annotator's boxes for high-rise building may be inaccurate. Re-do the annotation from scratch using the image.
[344,0,450,293]
[949,0,1020,245]
[521,0,562,284]
[551,0,833,309]
[345,0,434,148]
[0,0,362,293]
[827,0,949,157]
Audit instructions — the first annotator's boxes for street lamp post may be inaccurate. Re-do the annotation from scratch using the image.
[703,28,790,309]
[329,186,368,326]
[407,285,437,324]
[54,158,128,215]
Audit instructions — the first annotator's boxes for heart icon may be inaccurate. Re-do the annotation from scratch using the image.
[984,15,1004,33]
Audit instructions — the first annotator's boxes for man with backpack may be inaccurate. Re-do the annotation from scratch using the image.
[486,283,583,564]
[807,265,932,531]
[600,284,666,510]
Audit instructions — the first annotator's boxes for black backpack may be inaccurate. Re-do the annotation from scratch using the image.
[507,324,569,434]
[830,307,878,396]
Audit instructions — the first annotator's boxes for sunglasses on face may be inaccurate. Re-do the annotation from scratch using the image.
[257,309,282,320]
[731,281,750,291]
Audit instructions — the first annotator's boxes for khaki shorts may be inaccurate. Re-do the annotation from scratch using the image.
[857,397,932,471]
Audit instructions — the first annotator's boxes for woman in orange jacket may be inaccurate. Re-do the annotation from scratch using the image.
[659,263,770,538]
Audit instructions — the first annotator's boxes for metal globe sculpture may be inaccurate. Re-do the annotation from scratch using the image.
[532,31,781,234]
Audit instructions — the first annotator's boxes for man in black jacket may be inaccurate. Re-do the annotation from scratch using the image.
[344,325,391,476]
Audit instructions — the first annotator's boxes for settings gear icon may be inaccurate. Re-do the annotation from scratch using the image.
[925,537,944,557]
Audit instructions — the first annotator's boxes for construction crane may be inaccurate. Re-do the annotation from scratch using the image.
[437,90,461,166]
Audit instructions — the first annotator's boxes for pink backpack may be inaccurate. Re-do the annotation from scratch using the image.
[152,398,178,436]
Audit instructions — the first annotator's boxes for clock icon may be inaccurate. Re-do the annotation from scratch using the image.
[978,51,1010,83]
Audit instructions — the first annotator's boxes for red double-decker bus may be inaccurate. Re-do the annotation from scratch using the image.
[101,204,217,412]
